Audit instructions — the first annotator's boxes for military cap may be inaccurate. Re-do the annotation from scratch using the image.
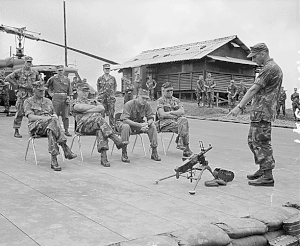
[77,82,90,91]
[138,89,150,99]
[32,80,46,90]
[24,56,33,61]
[247,43,269,58]
[103,64,111,69]
[162,82,173,89]
[56,65,65,71]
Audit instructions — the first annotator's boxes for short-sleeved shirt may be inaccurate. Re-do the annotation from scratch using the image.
[97,74,117,98]
[227,84,237,95]
[196,79,205,92]
[46,74,72,95]
[121,99,154,122]
[146,79,156,89]
[122,77,134,92]
[6,68,39,99]
[24,96,54,119]
[291,92,299,102]
[250,58,283,122]
[0,76,9,94]
[204,78,216,92]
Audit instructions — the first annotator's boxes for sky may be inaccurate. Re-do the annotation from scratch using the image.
[0,0,299,102]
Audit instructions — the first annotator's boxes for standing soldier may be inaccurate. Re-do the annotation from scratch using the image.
[227,80,238,111]
[5,56,39,138]
[134,73,142,98]
[195,75,205,107]
[46,65,72,137]
[204,73,216,108]
[0,69,12,117]
[237,81,248,114]
[71,77,79,100]
[122,74,134,104]
[146,75,157,101]
[291,88,299,121]
[276,87,286,118]
[97,63,117,128]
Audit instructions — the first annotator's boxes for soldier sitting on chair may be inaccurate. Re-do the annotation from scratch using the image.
[70,82,124,167]
[116,89,161,163]
[23,81,77,171]
[156,82,193,157]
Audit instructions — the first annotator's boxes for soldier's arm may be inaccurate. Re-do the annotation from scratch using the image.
[113,77,117,94]
[24,99,52,122]
[153,80,157,88]
[96,77,101,93]
[74,103,104,114]
[5,72,18,87]
[157,107,176,119]
[46,77,54,97]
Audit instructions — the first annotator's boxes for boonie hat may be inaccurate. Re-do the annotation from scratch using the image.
[247,43,268,58]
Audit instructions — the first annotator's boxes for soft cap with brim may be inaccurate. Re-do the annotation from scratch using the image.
[32,81,46,90]
[56,65,64,70]
[247,43,268,58]
[138,89,150,99]
[77,82,90,91]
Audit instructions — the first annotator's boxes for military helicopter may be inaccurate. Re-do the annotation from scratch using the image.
[0,24,118,106]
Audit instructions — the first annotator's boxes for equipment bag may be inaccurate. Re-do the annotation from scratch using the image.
[213,168,234,182]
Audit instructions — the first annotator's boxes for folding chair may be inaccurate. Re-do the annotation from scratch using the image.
[156,112,175,155]
[70,120,97,161]
[25,135,64,165]
[111,113,147,157]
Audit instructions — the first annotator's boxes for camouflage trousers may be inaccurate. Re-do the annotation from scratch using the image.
[0,91,10,112]
[14,96,30,129]
[116,121,158,148]
[149,88,155,100]
[277,103,286,116]
[52,94,70,131]
[206,92,214,107]
[28,117,67,156]
[196,91,205,106]
[158,116,189,147]
[76,113,114,152]
[228,96,236,109]
[248,121,275,171]
[124,91,133,104]
[98,95,115,128]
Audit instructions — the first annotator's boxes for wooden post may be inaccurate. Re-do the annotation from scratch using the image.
[63,1,68,67]
[216,92,219,107]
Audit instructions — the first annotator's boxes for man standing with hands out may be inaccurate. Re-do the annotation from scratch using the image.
[227,43,283,187]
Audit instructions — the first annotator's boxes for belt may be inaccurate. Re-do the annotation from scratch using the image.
[54,93,67,95]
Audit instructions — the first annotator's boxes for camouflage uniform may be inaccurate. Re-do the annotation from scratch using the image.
[227,83,238,109]
[0,71,10,113]
[204,78,216,107]
[24,96,67,156]
[276,90,286,117]
[122,77,134,104]
[117,99,157,147]
[5,68,39,129]
[195,78,205,106]
[237,84,247,102]
[248,58,283,171]
[135,76,142,97]
[291,92,299,120]
[156,96,189,149]
[97,74,117,127]
[46,74,72,132]
[146,78,157,100]
[70,98,115,152]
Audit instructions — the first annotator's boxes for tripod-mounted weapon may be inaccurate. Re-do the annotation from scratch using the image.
[155,141,215,195]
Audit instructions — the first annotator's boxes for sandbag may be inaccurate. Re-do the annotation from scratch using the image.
[263,230,286,242]
[212,218,267,239]
[119,235,178,246]
[269,235,299,246]
[247,207,299,231]
[230,235,267,246]
[168,224,231,246]
[283,214,300,237]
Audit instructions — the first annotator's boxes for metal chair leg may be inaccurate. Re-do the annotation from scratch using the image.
[132,135,138,153]
[31,138,38,166]
[70,135,77,150]
[91,137,97,156]
[111,143,115,156]
[166,132,175,153]
[25,137,32,161]
[139,134,147,157]
[60,146,65,162]
[77,135,83,161]
[160,132,167,155]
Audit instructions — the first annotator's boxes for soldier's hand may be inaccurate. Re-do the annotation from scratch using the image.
[226,106,241,117]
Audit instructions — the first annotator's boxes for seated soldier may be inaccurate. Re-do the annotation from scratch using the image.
[24,81,77,171]
[156,82,193,157]
[116,89,161,163]
[71,82,124,167]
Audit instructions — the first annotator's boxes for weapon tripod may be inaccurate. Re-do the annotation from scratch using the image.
[155,141,215,195]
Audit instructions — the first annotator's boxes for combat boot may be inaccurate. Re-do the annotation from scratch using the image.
[176,136,185,150]
[121,146,130,163]
[151,147,161,161]
[100,150,110,167]
[109,133,125,149]
[51,155,62,171]
[61,143,77,160]
[64,130,72,137]
[247,168,264,180]
[248,170,274,187]
[183,144,193,157]
[14,129,22,138]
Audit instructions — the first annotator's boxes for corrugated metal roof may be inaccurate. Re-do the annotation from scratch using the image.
[113,35,252,70]
[207,55,257,65]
